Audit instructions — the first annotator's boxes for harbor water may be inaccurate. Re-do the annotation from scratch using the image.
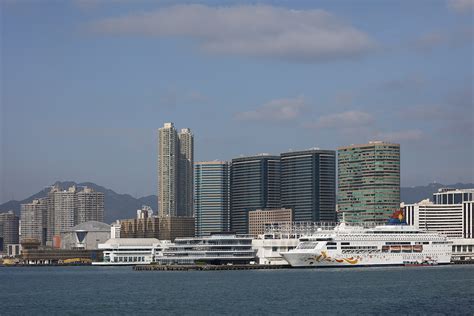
[1,265,473,315]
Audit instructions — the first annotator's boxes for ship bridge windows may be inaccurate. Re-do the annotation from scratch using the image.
[296,242,318,250]
[385,242,411,245]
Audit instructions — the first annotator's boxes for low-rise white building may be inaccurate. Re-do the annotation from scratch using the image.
[93,238,165,265]
[451,239,474,262]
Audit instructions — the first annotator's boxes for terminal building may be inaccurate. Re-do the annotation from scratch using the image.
[403,188,474,239]
[94,233,256,266]
[156,233,257,265]
[93,238,165,265]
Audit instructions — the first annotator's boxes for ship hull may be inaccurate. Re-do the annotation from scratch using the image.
[281,250,451,267]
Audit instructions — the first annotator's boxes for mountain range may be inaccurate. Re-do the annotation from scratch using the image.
[0,181,472,224]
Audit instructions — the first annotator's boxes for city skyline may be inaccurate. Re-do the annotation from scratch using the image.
[1,1,473,203]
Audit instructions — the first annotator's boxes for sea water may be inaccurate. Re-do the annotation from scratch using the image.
[1,265,473,315]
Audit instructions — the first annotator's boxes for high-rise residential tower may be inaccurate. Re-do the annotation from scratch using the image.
[178,128,194,217]
[280,149,336,223]
[48,185,77,242]
[195,161,231,236]
[338,141,400,226]
[77,187,105,224]
[21,198,48,245]
[157,123,195,238]
[158,123,179,217]
[230,154,281,234]
[158,123,194,217]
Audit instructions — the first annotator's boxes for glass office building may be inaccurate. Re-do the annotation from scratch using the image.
[230,155,280,234]
[280,149,336,223]
[338,141,400,226]
[194,161,231,237]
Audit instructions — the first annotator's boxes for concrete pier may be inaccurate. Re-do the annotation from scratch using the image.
[134,264,290,271]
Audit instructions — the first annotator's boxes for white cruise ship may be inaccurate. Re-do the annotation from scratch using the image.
[280,223,452,267]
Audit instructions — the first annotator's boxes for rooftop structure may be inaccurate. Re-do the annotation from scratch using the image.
[433,188,474,205]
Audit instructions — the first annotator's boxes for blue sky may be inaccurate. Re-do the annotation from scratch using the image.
[1,0,473,202]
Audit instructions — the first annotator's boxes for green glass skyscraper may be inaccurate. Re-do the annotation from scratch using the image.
[337,141,400,226]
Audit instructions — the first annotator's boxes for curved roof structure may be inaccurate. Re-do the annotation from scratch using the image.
[66,221,111,232]
[102,238,160,246]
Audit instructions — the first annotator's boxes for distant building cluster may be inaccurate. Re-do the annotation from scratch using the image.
[193,141,400,236]
[20,185,104,247]
[158,122,338,237]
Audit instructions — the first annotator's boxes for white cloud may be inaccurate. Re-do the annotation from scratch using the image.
[414,28,473,51]
[304,110,374,129]
[87,4,376,62]
[377,130,424,142]
[235,96,306,121]
[447,0,474,13]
